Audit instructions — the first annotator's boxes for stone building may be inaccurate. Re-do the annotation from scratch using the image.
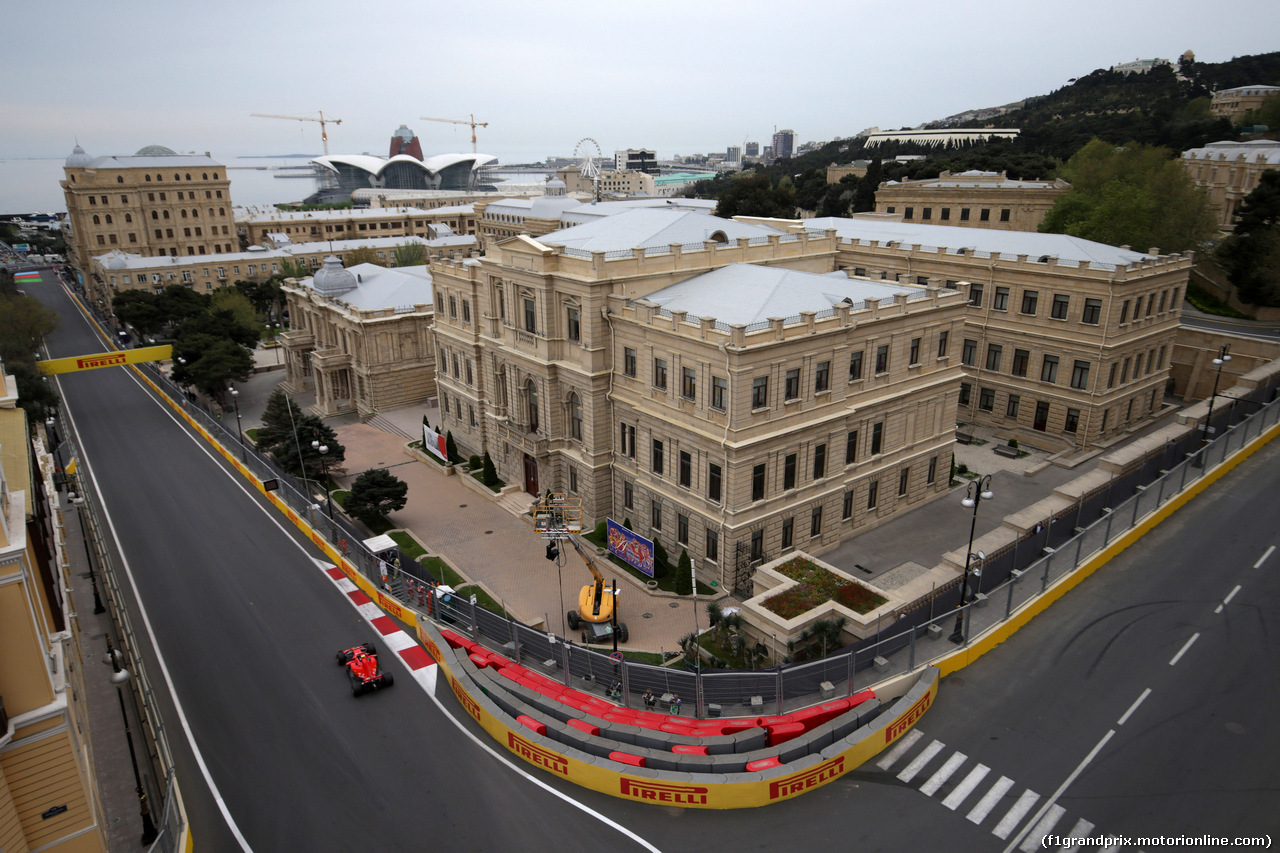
[874,171,1069,232]
[1181,140,1280,230]
[797,217,1192,450]
[429,209,968,588]
[1210,84,1280,122]
[61,145,236,311]
[236,205,476,249]
[0,365,109,852]
[279,258,437,417]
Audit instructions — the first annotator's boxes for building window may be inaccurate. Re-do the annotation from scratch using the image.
[623,480,633,509]
[1157,345,1166,369]
[1069,298,1099,328]
[992,287,1009,312]
[1021,290,1039,315]
[815,360,830,392]
[711,375,727,410]
[652,439,664,475]
[980,208,991,222]
[985,344,1002,372]
[785,368,800,400]
[979,387,995,411]
[1000,208,1011,222]
[1119,300,1130,324]
[751,530,764,562]
[752,376,768,408]
[566,306,579,342]
[922,207,932,221]
[1012,349,1029,377]
[678,513,689,545]
[849,350,864,381]
[781,517,794,550]
[752,464,766,501]
[904,206,914,220]
[960,208,970,221]
[937,330,949,359]
[1051,294,1070,320]
[682,367,696,400]
[1041,355,1059,384]
[1062,408,1080,434]
[679,451,692,488]
[960,382,972,406]
[706,528,718,562]
[969,283,984,307]
[962,339,977,366]
[871,421,884,455]
[813,444,826,479]
[526,381,539,431]
[842,491,854,519]
[653,358,667,390]
[875,345,889,374]
[1071,360,1091,390]
[898,468,909,496]
[449,295,457,318]
[708,463,722,502]
[845,430,859,464]
[784,453,797,490]
[941,208,951,221]
[1007,394,1020,418]
[811,506,823,537]
[651,500,662,531]
[909,338,921,366]
[624,347,636,377]
[569,393,582,440]
[620,423,635,458]
[868,480,879,509]
[927,456,938,484]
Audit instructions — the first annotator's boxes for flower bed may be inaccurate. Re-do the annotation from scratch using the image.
[761,556,887,619]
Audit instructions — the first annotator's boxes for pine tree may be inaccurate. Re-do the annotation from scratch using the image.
[676,549,693,595]
[345,468,409,526]
[445,431,459,464]
[481,451,500,487]
[652,538,669,580]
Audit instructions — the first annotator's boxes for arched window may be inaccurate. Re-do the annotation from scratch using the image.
[117,175,124,183]
[569,393,582,440]
[202,173,208,180]
[181,209,187,218]
[527,380,539,433]
[145,174,151,182]
[105,214,113,224]
[219,207,225,216]
[173,174,180,181]
[92,214,100,225]
[192,209,199,218]
[151,211,159,220]
[125,213,132,223]
[185,173,191,180]
[163,210,170,220]
[213,172,219,179]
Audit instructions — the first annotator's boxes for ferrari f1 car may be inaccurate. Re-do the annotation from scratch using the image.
[336,642,394,696]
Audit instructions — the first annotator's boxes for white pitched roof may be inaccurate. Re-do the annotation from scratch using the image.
[538,208,787,255]
[639,263,917,326]
[302,263,433,312]
[803,217,1155,267]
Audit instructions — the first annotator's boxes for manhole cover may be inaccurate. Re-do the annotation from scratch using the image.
[459,504,468,508]
[669,602,680,608]
[485,530,493,535]
[642,613,653,619]
[1225,721,1246,734]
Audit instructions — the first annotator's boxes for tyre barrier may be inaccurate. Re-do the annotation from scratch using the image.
[417,618,938,808]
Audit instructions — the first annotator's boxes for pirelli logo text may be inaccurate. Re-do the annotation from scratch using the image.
[78,353,127,370]
[884,690,934,744]
[376,592,404,620]
[421,636,442,665]
[768,756,846,799]
[452,677,482,722]
[619,779,709,805]
[507,733,569,776]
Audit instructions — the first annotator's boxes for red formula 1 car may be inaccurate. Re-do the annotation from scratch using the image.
[336,642,395,696]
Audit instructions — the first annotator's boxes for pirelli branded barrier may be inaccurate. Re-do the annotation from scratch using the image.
[417,619,938,809]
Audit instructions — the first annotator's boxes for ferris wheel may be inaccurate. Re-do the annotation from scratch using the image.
[573,137,602,179]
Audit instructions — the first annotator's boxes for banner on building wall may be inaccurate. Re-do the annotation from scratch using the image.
[423,423,447,462]
[606,518,654,578]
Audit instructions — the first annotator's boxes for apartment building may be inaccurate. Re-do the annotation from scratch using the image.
[555,165,656,197]
[236,205,476,249]
[428,209,967,588]
[874,171,1069,232]
[62,145,236,306]
[798,218,1192,450]
[1210,84,1280,122]
[279,259,437,417]
[0,368,108,852]
[1181,140,1280,230]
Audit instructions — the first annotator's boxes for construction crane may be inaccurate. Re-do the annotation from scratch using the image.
[419,114,488,153]
[250,111,343,155]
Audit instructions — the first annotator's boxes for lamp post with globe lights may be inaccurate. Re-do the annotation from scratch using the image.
[950,474,994,644]
[105,637,159,845]
[312,440,333,518]
[228,386,245,460]
[1199,345,1232,456]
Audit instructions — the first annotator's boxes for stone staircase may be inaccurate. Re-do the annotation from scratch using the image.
[496,489,536,524]
[367,413,414,440]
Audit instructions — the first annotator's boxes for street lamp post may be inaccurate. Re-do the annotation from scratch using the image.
[105,638,159,845]
[1199,345,1232,455]
[312,440,333,517]
[228,386,245,461]
[67,486,106,614]
[950,474,994,644]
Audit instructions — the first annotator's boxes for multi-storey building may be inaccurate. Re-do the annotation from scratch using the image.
[797,218,1192,450]
[90,233,474,297]
[236,204,476,248]
[1181,140,1280,230]
[772,129,795,161]
[0,365,109,852]
[1209,84,1280,122]
[279,259,437,417]
[614,149,658,174]
[429,209,967,587]
[62,145,236,307]
[874,171,1069,232]
[555,165,655,197]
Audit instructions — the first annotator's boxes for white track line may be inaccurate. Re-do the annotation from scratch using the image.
[993,788,1040,840]
[1116,688,1151,726]
[1020,803,1066,852]
[66,327,662,852]
[941,763,989,811]
[876,729,923,770]
[967,775,1015,825]
[897,739,944,783]
[920,751,967,796]
[1002,729,1114,853]
[1169,633,1200,666]
[1255,545,1275,569]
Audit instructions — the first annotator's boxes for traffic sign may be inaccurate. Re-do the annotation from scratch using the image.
[610,651,624,663]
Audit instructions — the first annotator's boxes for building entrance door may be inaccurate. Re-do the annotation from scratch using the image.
[523,454,539,495]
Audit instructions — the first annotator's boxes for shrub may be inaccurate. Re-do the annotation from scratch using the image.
[1008,438,1019,449]
[481,451,500,487]
[468,454,482,470]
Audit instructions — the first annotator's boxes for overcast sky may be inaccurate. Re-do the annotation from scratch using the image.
[5,0,1278,165]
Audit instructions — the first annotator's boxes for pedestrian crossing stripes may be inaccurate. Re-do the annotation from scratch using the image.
[875,728,1141,852]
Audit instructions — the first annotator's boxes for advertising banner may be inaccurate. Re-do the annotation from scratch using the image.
[38,345,173,375]
[422,423,447,462]
[606,518,654,577]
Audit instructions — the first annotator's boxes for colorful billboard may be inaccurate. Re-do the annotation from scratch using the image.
[606,518,654,577]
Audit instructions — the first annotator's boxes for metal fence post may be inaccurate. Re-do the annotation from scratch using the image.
[1041,550,1054,594]
[1005,575,1017,620]
[469,595,479,641]
[776,669,785,715]
[620,661,631,708]
[846,650,854,698]
[908,628,916,672]
[562,641,572,688]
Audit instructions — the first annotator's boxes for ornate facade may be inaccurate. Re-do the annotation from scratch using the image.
[874,171,1069,232]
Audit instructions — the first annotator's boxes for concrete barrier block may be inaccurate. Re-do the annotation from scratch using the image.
[598,720,642,746]
[730,727,769,753]
[706,703,722,717]
[873,655,890,673]
[502,641,517,658]
[855,698,882,729]
[749,695,764,709]
[675,753,718,774]
[819,681,837,700]
[975,592,989,608]
[927,624,944,640]
[632,728,674,751]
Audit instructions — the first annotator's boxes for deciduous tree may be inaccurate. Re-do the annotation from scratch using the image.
[345,468,409,526]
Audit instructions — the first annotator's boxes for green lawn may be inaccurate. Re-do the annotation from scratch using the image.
[455,584,511,617]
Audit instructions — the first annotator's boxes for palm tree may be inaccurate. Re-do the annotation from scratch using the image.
[705,600,723,629]
[798,616,848,659]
